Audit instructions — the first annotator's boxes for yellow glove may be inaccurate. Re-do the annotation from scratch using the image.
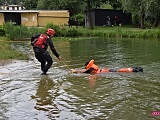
[71,69,76,73]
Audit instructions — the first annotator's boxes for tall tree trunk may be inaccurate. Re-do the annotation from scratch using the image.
[140,13,145,29]
[140,1,145,29]
[152,15,159,27]
[87,0,94,29]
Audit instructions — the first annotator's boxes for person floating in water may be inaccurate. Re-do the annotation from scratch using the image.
[71,59,143,74]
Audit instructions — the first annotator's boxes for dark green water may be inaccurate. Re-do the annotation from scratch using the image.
[0,38,160,120]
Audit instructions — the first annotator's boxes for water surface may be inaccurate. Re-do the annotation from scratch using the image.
[0,38,160,120]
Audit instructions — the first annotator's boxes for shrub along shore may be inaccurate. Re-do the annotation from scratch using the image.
[0,22,160,41]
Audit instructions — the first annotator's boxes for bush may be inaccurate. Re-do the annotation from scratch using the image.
[2,22,160,40]
[28,27,45,36]
[4,22,31,40]
[4,22,45,40]
[66,28,81,37]
[0,28,5,36]
[75,13,85,26]
[46,22,62,37]
[71,13,85,26]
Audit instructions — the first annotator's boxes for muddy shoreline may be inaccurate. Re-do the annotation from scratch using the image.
[0,59,13,66]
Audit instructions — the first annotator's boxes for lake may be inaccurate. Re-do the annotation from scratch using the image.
[0,38,160,120]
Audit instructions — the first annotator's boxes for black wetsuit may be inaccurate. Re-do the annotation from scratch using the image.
[31,34,60,74]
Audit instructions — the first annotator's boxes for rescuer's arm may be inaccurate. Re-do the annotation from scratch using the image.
[48,38,61,60]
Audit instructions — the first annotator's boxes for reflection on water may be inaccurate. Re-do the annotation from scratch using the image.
[0,38,160,120]
[32,76,60,119]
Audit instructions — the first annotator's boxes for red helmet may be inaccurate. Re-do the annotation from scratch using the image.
[46,28,55,36]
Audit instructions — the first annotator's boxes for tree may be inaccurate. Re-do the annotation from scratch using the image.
[108,0,122,9]
[36,0,47,10]
[24,0,38,10]
[37,0,85,15]
[121,0,160,28]
[121,0,146,28]
[87,0,94,29]
[0,0,25,5]
[90,0,122,9]
[145,0,160,27]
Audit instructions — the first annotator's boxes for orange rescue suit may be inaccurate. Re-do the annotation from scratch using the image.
[85,60,135,74]
[85,60,110,74]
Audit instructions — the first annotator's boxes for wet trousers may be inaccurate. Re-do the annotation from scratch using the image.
[33,47,53,73]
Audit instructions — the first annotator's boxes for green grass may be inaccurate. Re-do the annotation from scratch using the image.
[3,22,160,40]
[67,25,160,38]
[0,37,28,60]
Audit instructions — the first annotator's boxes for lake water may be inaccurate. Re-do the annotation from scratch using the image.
[0,38,160,120]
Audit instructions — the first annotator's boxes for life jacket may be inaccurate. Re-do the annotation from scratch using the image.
[86,60,99,74]
[34,34,49,48]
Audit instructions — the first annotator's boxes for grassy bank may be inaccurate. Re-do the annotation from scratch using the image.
[2,22,160,40]
[0,36,28,60]
[70,26,160,38]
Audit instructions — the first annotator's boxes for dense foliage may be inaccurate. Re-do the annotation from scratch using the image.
[0,0,160,28]
[2,22,160,40]
[121,0,160,28]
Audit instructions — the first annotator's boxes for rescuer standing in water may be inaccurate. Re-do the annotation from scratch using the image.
[31,28,61,75]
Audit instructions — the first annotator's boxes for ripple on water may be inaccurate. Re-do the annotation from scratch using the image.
[0,39,160,120]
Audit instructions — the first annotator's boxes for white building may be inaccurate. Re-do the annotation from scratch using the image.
[1,5,25,10]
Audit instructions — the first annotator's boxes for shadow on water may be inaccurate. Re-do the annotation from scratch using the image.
[0,38,160,120]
